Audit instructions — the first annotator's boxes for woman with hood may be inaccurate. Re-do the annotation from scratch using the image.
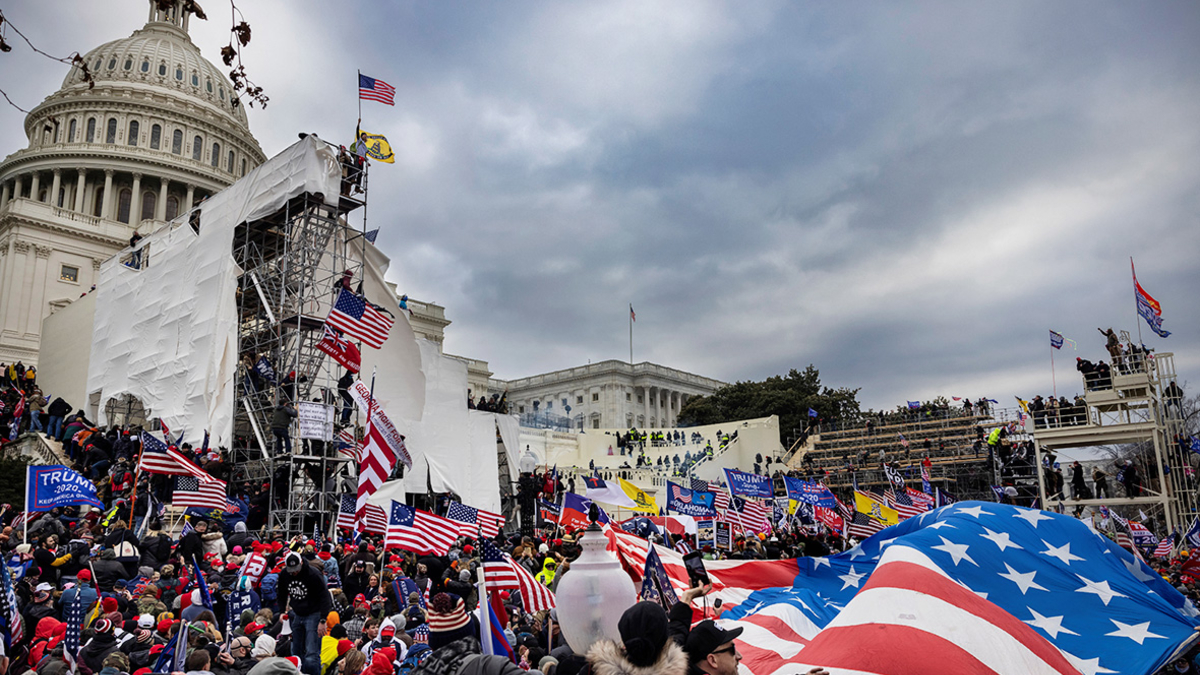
[588,603,686,675]
[535,558,557,588]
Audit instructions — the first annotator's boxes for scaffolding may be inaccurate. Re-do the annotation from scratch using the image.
[1031,352,1193,533]
[229,143,370,537]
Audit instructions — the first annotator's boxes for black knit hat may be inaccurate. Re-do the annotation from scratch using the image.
[617,602,669,668]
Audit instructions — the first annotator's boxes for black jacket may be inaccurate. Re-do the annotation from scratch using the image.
[47,397,71,417]
[278,563,332,616]
[79,632,119,673]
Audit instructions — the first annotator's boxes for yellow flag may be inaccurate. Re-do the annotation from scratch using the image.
[355,129,395,164]
[1015,396,1030,414]
[855,491,899,527]
[619,478,659,513]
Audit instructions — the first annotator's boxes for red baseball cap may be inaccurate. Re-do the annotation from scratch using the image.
[77,569,92,582]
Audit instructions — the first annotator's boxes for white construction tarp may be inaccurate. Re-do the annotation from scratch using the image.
[354,241,425,424]
[87,135,341,446]
[495,412,521,481]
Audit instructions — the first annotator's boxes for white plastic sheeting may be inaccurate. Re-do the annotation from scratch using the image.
[495,413,521,481]
[353,241,425,424]
[87,136,341,447]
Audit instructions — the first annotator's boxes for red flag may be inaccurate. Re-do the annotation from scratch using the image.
[13,393,25,419]
[317,326,362,373]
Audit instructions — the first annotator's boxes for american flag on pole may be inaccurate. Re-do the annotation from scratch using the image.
[0,556,21,649]
[358,73,396,106]
[356,411,400,529]
[885,488,923,521]
[62,583,83,672]
[338,495,388,535]
[708,482,731,512]
[326,289,394,349]
[670,483,693,504]
[139,431,215,482]
[385,501,458,555]
[730,497,771,534]
[445,502,505,539]
[480,539,555,612]
[336,428,362,462]
[1154,533,1176,559]
[172,475,228,510]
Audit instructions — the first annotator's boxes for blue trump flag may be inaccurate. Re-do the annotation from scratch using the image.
[784,476,836,509]
[639,545,680,611]
[26,465,104,512]
[666,481,716,518]
[724,467,774,499]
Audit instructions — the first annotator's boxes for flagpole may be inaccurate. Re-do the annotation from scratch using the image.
[1131,257,1144,347]
[127,468,141,529]
[477,553,494,656]
[357,69,361,124]
[629,304,633,365]
[1050,341,1057,399]
[24,464,30,542]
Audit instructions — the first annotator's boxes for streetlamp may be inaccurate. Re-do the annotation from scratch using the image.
[555,505,636,653]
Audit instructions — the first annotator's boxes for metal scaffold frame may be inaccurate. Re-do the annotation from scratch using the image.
[229,144,370,537]
[1032,351,1194,533]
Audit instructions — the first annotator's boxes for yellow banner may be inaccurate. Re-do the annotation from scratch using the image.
[619,478,659,513]
[355,129,395,164]
[855,491,899,527]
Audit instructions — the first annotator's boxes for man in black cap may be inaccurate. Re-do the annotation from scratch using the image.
[278,552,332,675]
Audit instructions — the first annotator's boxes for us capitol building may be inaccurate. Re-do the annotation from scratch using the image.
[0,0,724,428]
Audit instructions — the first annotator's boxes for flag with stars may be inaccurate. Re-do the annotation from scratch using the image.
[414,624,429,644]
[639,545,679,611]
[62,584,83,670]
[690,503,1200,675]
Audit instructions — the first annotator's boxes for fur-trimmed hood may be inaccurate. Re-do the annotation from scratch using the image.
[587,639,687,675]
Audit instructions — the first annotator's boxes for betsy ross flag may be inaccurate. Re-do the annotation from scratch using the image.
[358,73,395,105]
[385,501,458,555]
[326,289,394,349]
[172,475,228,510]
[445,501,505,539]
[139,432,215,482]
[317,325,362,374]
[480,539,556,612]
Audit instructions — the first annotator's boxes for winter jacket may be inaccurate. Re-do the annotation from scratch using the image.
[47,397,71,417]
[202,531,229,558]
[587,640,687,675]
[79,632,120,673]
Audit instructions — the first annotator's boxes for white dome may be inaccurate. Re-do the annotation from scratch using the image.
[65,21,251,130]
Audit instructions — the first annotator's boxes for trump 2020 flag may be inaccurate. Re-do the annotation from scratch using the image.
[26,465,105,511]
[724,467,774,499]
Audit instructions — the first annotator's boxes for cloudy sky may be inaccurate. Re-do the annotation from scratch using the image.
[2,1,1198,412]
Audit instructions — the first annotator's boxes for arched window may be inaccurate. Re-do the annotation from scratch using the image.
[93,187,105,217]
[57,187,66,208]
[141,58,150,73]
[175,66,183,81]
[93,57,103,71]
[241,158,247,176]
[211,142,220,167]
[171,129,183,154]
[192,136,203,161]
[107,57,117,70]
[141,191,157,221]
[166,195,179,220]
[106,118,117,143]
[191,72,199,87]
[150,124,161,150]
[123,57,133,70]
[127,120,139,146]
[228,150,235,172]
[39,189,48,203]
[117,188,132,223]
[159,62,167,76]
[68,119,77,143]
[86,118,96,142]
[205,79,213,93]
[218,86,224,101]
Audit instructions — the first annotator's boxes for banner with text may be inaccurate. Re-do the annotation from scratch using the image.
[350,379,413,468]
[25,465,104,512]
[724,468,774,499]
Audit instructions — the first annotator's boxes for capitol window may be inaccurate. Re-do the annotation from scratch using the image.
[106,118,117,144]
[141,59,150,73]
[577,395,584,404]
[166,196,179,220]
[192,135,202,161]
[117,188,132,224]
[175,66,183,81]
[124,57,133,71]
[93,57,102,71]
[219,86,224,100]
[191,72,199,87]
[86,118,96,142]
[108,58,117,70]
[141,192,157,222]
[127,120,139,146]
[211,142,220,167]
[68,119,76,143]
[159,63,167,76]
[592,393,600,402]
[172,129,183,155]
[150,124,161,150]
[228,150,235,172]
[241,158,247,176]
[60,265,79,283]
[206,79,213,93]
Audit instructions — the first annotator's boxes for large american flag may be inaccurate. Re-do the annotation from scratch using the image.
[356,411,403,530]
[172,475,228,510]
[730,496,771,534]
[385,501,458,555]
[326,289,394,349]
[605,503,1200,675]
[62,584,83,671]
[358,74,395,106]
[138,431,214,482]
[445,502,505,539]
[479,539,555,612]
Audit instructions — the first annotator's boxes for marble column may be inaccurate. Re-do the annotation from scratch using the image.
[28,173,40,202]
[643,386,650,428]
[131,173,142,223]
[12,175,23,201]
[185,184,195,210]
[0,182,9,208]
[4,241,30,335]
[100,169,114,220]
[157,177,169,220]
[74,170,86,212]
[50,170,62,207]
[27,245,52,336]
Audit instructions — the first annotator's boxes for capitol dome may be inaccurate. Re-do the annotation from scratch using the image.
[0,0,268,365]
